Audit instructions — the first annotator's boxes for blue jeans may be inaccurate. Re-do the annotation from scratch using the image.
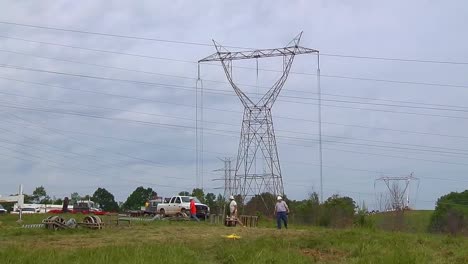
[191,213,200,222]
[276,211,288,229]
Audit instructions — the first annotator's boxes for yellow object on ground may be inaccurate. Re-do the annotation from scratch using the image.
[224,234,241,239]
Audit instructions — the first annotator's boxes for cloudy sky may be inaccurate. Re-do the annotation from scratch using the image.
[0,0,467,209]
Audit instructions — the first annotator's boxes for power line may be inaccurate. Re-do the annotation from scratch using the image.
[0,35,193,63]
[0,141,107,179]
[1,35,468,90]
[3,99,468,160]
[1,20,467,65]
[0,114,198,182]
[3,46,468,111]
[318,134,468,154]
[0,73,468,144]
[320,120,468,140]
[0,20,245,49]
[0,126,194,182]
[8,97,468,166]
[8,117,465,183]
[2,73,468,141]
[0,56,468,160]
[0,76,468,159]
[7,118,357,179]
[3,63,468,121]
[318,103,468,121]
[0,48,199,81]
[3,75,462,146]
[324,147,468,167]
[2,82,468,155]
[4,46,468,113]
[2,109,467,186]
[2,61,467,121]
[320,92,468,111]
[1,111,178,170]
[319,53,468,66]
[213,130,468,167]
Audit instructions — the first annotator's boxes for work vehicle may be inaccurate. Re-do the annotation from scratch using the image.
[11,207,40,214]
[156,196,209,219]
[0,205,6,214]
[128,197,163,217]
[73,200,101,214]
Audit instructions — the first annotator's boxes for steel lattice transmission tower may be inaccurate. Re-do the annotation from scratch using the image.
[375,173,419,210]
[213,157,237,200]
[199,33,319,200]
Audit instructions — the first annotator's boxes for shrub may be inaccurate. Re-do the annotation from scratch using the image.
[429,190,468,235]
[320,195,356,228]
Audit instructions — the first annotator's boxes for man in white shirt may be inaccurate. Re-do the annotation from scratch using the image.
[229,195,237,219]
[274,196,289,229]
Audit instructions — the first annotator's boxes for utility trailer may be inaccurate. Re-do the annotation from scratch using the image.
[128,197,163,217]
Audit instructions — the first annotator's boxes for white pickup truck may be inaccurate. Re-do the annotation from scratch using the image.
[156,196,210,218]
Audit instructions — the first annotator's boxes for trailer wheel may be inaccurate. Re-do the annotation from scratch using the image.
[159,209,165,217]
[83,215,95,224]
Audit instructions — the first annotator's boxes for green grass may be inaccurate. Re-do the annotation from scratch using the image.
[370,210,433,233]
[0,213,467,264]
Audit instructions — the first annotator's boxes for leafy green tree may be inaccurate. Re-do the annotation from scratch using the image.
[0,202,13,212]
[289,192,321,225]
[204,193,216,209]
[191,188,205,203]
[51,196,63,205]
[213,194,225,215]
[92,188,119,212]
[429,190,468,234]
[32,186,49,203]
[179,191,190,196]
[245,192,276,216]
[23,194,34,204]
[320,194,356,228]
[122,186,156,210]
[70,192,81,204]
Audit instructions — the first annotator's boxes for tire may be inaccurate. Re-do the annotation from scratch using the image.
[159,209,166,217]
[181,208,186,214]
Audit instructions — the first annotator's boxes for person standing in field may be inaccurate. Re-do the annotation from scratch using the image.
[229,195,238,219]
[274,196,289,229]
[190,198,199,222]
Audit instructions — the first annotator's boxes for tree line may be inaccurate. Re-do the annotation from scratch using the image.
[2,185,466,234]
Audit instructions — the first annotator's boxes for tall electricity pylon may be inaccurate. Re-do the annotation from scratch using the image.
[200,33,319,201]
[213,157,237,200]
[375,173,419,210]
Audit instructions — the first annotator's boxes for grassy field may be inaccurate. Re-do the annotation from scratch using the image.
[0,213,467,264]
[371,210,433,233]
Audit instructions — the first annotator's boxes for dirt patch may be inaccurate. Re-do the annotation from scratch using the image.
[301,248,348,262]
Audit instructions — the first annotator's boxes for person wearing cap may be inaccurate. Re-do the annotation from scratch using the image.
[274,195,289,229]
[229,195,238,219]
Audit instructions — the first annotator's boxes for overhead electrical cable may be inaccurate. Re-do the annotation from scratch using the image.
[2,64,468,121]
[3,100,468,165]
[1,20,467,65]
[4,47,468,111]
[1,35,468,90]
[2,86,468,154]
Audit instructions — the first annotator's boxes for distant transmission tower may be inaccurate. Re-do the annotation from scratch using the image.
[200,33,319,201]
[375,173,419,210]
[213,157,237,200]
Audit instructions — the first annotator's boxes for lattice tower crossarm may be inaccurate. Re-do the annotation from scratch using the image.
[199,33,319,201]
